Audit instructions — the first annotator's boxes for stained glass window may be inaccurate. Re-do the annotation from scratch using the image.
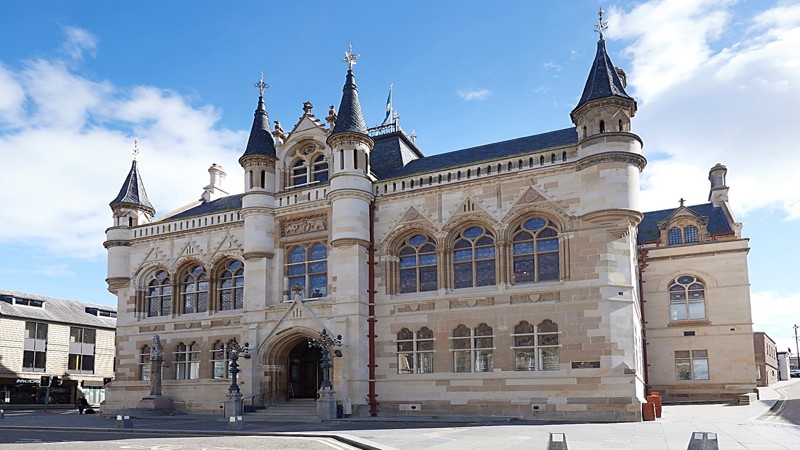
[147,270,171,317]
[512,320,560,371]
[399,234,438,293]
[287,242,328,299]
[453,226,495,289]
[452,324,493,372]
[669,275,706,321]
[512,217,560,283]
[219,260,244,310]
[181,265,208,314]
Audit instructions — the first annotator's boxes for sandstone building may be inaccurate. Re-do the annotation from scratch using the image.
[103,29,755,421]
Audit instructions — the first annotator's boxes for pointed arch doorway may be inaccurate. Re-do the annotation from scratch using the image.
[287,341,321,400]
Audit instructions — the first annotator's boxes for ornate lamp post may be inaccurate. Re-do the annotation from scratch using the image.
[225,337,250,418]
[307,329,342,419]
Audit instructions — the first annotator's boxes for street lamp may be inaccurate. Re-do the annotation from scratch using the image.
[307,329,342,390]
[793,324,799,369]
[225,337,250,417]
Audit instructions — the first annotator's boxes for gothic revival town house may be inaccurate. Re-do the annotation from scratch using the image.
[104,31,755,421]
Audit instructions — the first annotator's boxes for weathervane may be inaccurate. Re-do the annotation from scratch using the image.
[342,43,359,70]
[253,71,270,96]
[594,8,608,39]
[132,139,139,160]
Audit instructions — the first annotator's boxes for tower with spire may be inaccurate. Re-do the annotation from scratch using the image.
[238,73,279,309]
[324,44,375,407]
[105,142,155,301]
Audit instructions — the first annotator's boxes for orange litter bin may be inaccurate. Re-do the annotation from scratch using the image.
[646,391,662,418]
[642,401,656,421]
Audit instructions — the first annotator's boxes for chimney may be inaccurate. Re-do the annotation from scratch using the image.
[201,163,228,202]
[708,163,728,207]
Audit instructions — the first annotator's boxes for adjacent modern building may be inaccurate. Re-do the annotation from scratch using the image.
[0,290,117,406]
[103,27,756,421]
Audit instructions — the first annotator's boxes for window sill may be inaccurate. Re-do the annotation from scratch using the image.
[668,320,711,327]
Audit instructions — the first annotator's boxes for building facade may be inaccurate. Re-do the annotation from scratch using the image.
[753,332,778,387]
[0,290,117,406]
[103,32,755,421]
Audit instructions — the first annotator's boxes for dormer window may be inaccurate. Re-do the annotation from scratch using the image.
[668,225,700,245]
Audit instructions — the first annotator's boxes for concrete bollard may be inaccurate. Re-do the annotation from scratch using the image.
[228,415,244,431]
[547,432,568,450]
[116,415,133,428]
[0,409,5,419]
[686,432,718,450]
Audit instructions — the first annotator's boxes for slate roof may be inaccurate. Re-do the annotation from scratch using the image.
[377,127,578,179]
[637,203,734,245]
[0,289,116,329]
[110,160,155,213]
[331,69,368,135]
[165,193,243,221]
[370,130,423,179]
[241,94,276,159]
[573,38,634,112]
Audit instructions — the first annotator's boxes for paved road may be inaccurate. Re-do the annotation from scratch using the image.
[1,379,799,449]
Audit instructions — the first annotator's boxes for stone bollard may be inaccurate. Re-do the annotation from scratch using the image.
[547,432,568,450]
[228,415,244,431]
[116,415,133,428]
[686,432,718,450]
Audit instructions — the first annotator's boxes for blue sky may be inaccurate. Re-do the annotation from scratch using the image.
[1,1,799,353]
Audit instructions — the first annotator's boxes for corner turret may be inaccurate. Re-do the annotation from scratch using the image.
[109,156,155,227]
[570,9,637,140]
[239,73,277,194]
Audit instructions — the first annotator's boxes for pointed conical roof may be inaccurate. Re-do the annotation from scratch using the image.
[110,160,155,214]
[573,37,634,112]
[331,69,367,135]
[240,94,276,159]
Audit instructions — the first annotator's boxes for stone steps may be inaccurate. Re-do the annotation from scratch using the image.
[246,398,320,422]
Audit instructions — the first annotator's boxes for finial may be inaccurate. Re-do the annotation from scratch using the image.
[594,8,608,39]
[342,43,360,70]
[411,130,417,143]
[253,71,270,96]
[679,198,686,207]
[132,139,139,160]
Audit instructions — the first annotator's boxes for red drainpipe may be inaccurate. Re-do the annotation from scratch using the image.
[638,248,650,391]
[368,202,379,416]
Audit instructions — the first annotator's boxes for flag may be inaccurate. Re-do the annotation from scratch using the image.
[381,83,393,125]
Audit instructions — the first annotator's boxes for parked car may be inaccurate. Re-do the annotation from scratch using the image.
[791,369,800,378]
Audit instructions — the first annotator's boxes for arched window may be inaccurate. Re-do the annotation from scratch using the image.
[668,227,682,245]
[512,217,560,283]
[561,151,567,162]
[291,159,308,186]
[550,153,556,164]
[311,155,328,183]
[146,270,171,317]
[211,340,229,379]
[599,120,605,133]
[287,242,328,299]
[618,119,623,131]
[685,225,699,243]
[539,155,545,166]
[181,265,208,314]
[453,226,495,288]
[218,260,244,310]
[669,275,706,321]
[396,327,434,374]
[512,320,560,371]
[174,342,199,380]
[139,345,151,381]
[398,234,438,293]
[452,323,493,372]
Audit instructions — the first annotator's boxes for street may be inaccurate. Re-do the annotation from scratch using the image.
[0,429,358,450]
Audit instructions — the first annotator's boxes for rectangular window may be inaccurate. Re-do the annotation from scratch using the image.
[23,321,47,371]
[451,325,494,373]
[68,327,97,373]
[396,329,434,374]
[675,350,709,380]
[512,324,560,371]
[175,344,200,380]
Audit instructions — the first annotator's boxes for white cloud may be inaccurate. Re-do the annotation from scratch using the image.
[542,62,562,71]
[610,1,800,218]
[751,290,800,356]
[0,29,245,259]
[61,26,98,61]
[457,88,491,101]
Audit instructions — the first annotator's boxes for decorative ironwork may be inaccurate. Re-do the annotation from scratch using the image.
[254,71,270,96]
[226,337,250,400]
[342,43,359,70]
[307,329,342,390]
[595,8,608,39]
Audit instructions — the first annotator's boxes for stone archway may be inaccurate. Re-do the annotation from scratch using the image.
[258,326,321,405]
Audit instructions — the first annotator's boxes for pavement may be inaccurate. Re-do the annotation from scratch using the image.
[1,379,800,449]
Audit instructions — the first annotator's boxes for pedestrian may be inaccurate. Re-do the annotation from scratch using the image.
[77,397,89,414]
